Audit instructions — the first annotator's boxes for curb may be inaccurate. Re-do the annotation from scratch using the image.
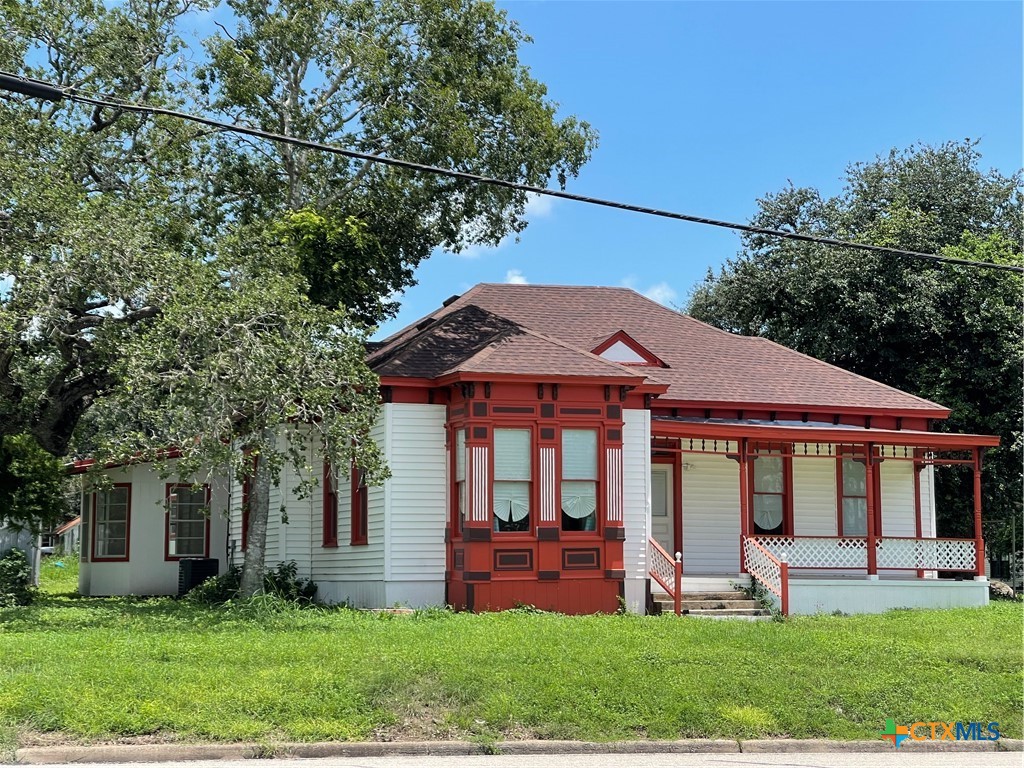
[13,737,1022,763]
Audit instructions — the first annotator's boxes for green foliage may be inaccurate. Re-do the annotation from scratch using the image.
[185,561,317,606]
[38,554,78,596]
[0,548,35,607]
[0,596,1019,742]
[0,435,68,531]
[689,141,1023,550]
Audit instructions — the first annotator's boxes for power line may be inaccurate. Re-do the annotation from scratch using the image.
[1,71,1021,274]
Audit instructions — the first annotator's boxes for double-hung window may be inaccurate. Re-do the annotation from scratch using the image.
[493,428,531,532]
[752,450,787,535]
[166,484,209,559]
[838,457,868,536]
[561,429,598,532]
[93,485,130,561]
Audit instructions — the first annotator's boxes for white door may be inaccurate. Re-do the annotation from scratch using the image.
[651,464,674,556]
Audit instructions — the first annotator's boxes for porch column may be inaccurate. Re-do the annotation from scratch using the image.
[865,442,878,578]
[738,438,749,573]
[973,448,985,579]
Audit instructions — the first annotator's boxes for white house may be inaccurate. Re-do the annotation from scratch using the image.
[72,284,995,615]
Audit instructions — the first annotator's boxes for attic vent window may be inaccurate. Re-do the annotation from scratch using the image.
[592,330,666,368]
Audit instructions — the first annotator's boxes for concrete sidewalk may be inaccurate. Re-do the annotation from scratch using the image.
[12,738,1022,764]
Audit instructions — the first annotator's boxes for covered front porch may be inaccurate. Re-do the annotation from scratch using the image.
[645,418,998,615]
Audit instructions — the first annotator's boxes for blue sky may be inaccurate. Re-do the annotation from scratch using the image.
[375,0,1022,337]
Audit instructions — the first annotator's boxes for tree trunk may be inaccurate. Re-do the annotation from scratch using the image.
[239,427,275,598]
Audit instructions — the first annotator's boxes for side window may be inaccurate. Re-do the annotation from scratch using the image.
[839,457,868,536]
[166,484,209,558]
[323,463,338,547]
[455,429,466,534]
[93,485,130,560]
[752,450,786,535]
[561,429,598,532]
[493,428,531,533]
[351,464,368,545]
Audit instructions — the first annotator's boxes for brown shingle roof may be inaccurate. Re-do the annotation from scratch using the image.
[376,284,947,413]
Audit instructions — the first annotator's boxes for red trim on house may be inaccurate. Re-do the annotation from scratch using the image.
[913,450,925,578]
[163,483,211,561]
[651,420,999,448]
[68,448,183,475]
[90,483,132,563]
[351,462,368,546]
[590,330,666,367]
[322,462,338,548]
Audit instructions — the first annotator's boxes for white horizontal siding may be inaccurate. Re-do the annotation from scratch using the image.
[385,403,447,586]
[881,459,917,537]
[793,456,837,536]
[622,410,651,586]
[311,413,387,583]
[682,453,740,574]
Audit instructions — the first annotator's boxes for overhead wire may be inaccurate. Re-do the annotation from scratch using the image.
[1,71,1020,274]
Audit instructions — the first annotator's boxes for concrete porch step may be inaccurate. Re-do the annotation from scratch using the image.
[653,590,772,619]
[653,590,750,602]
[684,607,769,617]
[679,599,763,610]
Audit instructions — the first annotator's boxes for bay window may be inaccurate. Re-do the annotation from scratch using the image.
[561,429,598,532]
[493,428,531,532]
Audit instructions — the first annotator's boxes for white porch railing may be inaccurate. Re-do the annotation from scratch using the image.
[648,537,681,615]
[743,536,788,615]
[753,536,977,572]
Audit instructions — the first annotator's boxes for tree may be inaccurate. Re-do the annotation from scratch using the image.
[1,0,595,583]
[198,0,596,323]
[0,434,68,532]
[688,141,1023,553]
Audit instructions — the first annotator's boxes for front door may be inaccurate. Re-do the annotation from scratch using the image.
[651,464,674,556]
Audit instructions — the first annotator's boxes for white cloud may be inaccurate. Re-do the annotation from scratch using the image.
[643,281,677,305]
[620,276,677,306]
[504,269,528,285]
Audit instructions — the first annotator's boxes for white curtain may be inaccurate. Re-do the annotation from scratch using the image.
[753,494,783,530]
[561,480,597,519]
[494,481,530,521]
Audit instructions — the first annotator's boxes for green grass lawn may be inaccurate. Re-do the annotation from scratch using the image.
[0,558,1020,749]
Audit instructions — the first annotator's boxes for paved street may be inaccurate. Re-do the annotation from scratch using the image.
[34,754,1021,768]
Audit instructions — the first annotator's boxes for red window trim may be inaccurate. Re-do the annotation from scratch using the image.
[351,462,368,546]
[747,445,794,536]
[91,483,132,563]
[164,483,211,561]
[835,448,882,537]
[322,462,339,548]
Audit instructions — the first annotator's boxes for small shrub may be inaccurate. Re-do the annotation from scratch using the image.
[184,561,316,606]
[0,548,35,607]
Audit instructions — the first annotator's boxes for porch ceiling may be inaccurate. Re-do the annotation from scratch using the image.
[650,416,1000,449]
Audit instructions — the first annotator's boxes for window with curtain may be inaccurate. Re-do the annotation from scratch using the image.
[166,484,208,558]
[493,428,531,532]
[561,429,598,532]
[455,429,466,533]
[839,457,868,536]
[752,451,786,535]
[93,485,130,560]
